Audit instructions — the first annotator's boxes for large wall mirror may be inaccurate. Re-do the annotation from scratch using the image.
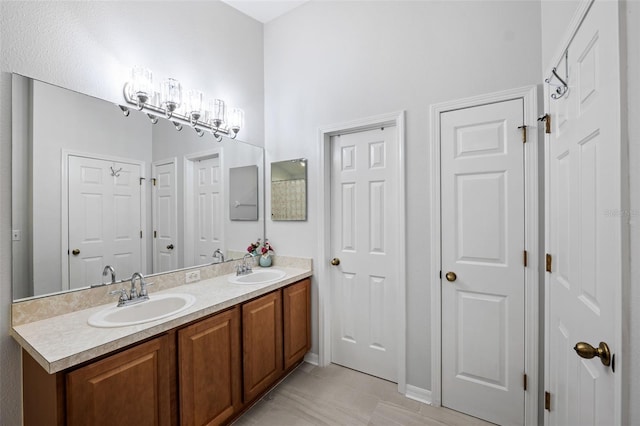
[12,74,264,300]
[271,159,307,221]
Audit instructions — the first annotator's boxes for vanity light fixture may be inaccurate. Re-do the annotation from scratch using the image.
[122,66,245,141]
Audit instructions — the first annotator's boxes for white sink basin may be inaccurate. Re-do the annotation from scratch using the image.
[88,293,196,328]
[228,269,287,285]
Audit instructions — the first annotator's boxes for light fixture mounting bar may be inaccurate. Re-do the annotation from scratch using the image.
[122,82,232,137]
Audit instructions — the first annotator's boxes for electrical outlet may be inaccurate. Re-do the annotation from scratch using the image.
[185,270,200,283]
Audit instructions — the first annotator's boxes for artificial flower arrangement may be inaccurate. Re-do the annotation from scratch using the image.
[247,238,275,267]
[246,238,275,258]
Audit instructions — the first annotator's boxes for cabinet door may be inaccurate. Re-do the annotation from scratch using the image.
[178,307,241,426]
[66,335,171,426]
[242,291,283,402]
[283,279,311,370]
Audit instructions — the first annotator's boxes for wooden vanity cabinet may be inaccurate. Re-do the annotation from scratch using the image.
[241,290,283,402]
[178,306,242,426]
[66,335,171,426]
[22,278,311,426]
[283,278,311,370]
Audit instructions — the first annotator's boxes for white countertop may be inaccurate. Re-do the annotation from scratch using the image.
[11,267,312,374]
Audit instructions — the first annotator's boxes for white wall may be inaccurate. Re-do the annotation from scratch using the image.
[540,0,581,70]
[0,2,264,423]
[264,0,542,391]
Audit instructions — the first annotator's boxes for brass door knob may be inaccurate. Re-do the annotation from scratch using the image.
[330,258,340,266]
[574,341,611,367]
[72,249,80,256]
[167,244,174,250]
[445,271,457,282]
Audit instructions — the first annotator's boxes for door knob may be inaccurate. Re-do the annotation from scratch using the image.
[166,244,174,250]
[574,341,611,367]
[445,271,457,282]
[72,249,80,256]
[330,258,340,266]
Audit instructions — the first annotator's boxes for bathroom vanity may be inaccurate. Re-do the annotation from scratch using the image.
[12,260,312,426]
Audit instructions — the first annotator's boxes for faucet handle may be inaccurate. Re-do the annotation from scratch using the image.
[140,282,154,297]
[109,288,129,305]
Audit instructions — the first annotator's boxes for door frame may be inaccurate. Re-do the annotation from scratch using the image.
[61,150,147,290]
[429,86,539,425]
[317,111,406,393]
[151,157,178,273]
[183,148,223,269]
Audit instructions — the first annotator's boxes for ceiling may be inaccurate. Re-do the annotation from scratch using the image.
[221,0,309,23]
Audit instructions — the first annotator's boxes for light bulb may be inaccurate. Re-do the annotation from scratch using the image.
[186,89,203,122]
[229,107,244,135]
[131,66,153,105]
[161,78,182,114]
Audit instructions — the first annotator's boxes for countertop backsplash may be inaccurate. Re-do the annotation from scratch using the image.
[12,255,312,327]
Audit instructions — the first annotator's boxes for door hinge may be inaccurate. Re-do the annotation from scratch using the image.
[439,270,442,279]
[538,114,551,134]
[545,391,551,411]
[152,178,157,186]
[546,253,552,272]
[517,125,527,143]
[523,250,528,267]
[523,373,528,391]
[154,230,157,238]
[139,177,145,185]
[139,230,143,238]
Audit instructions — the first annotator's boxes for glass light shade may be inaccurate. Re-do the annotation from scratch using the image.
[212,99,226,127]
[229,107,244,132]
[131,66,153,104]
[161,78,182,112]
[185,89,203,121]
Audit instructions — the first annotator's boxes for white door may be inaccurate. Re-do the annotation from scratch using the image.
[152,160,178,273]
[193,155,223,266]
[546,2,621,424]
[330,127,398,382]
[68,156,142,288]
[440,99,525,425]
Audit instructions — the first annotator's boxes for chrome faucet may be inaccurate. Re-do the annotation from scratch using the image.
[236,253,255,276]
[110,272,152,307]
[102,265,116,284]
[213,249,225,263]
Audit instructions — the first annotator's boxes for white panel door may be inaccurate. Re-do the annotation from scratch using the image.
[193,155,223,266]
[330,127,398,382]
[441,99,525,425]
[111,162,142,281]
[68,156,142,288]
[546,2,621,424]
[153,161,177,273]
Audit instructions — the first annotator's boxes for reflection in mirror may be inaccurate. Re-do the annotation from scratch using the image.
[11,74,264,300]
[271,159,307,221]
[229,165,259,221]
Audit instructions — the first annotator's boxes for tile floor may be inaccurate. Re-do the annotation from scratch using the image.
[233,363,492,425]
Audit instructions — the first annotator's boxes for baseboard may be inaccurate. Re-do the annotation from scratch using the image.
[303,352,319,366]
[405,385,432,405]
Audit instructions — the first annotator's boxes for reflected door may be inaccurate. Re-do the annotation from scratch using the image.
[193,155,223,265]
[329,127,398,382]
[153,160,178,273]
[440,99,525,425]
[546,2,620,423]
[68,155,142,289]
